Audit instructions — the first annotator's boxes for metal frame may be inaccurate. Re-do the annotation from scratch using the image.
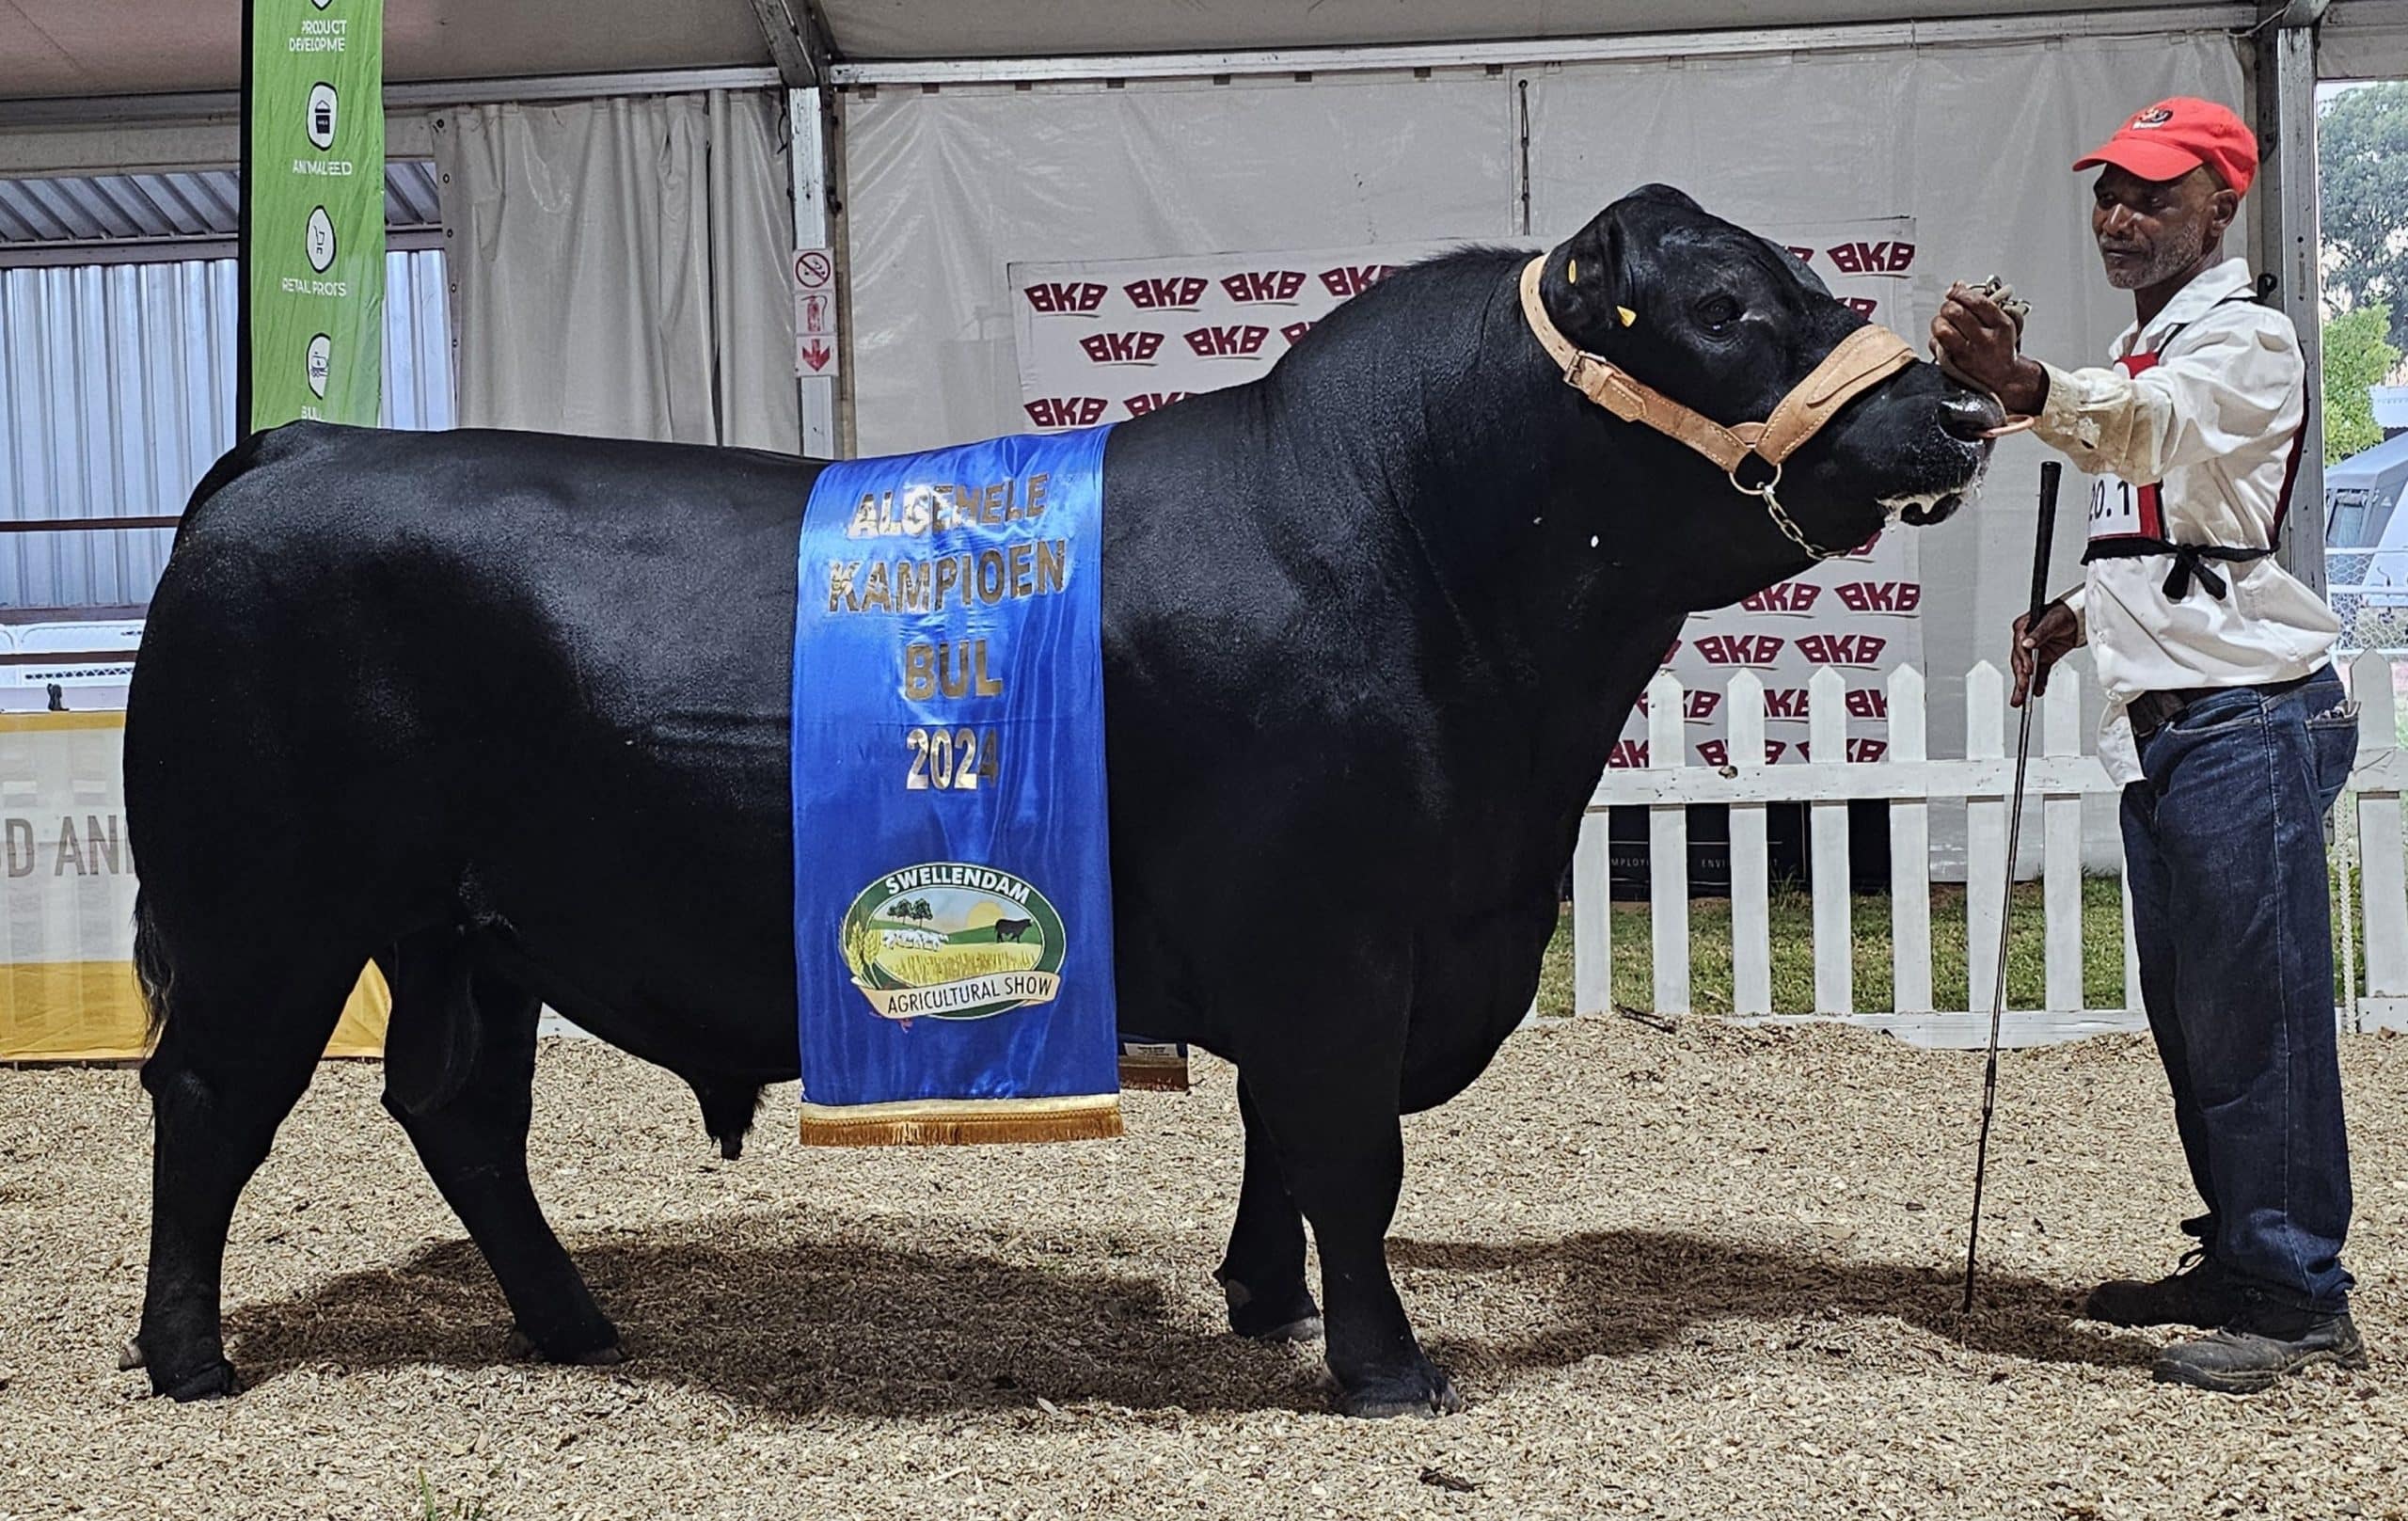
[825,7,2258,87]
[0,224,443,269]
[2254,0,2330,595]
[0,68,784,130]
[790,86,838,457]
[749,0,831,89]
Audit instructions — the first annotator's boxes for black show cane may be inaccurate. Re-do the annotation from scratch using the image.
[1962,459,2062,1313]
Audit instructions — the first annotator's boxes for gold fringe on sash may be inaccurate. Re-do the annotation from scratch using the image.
[799,1091,1123,1148]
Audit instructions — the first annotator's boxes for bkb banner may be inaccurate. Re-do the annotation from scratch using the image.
[242,0,385,434]
[790,426,1123,1146]
[1010,219,1923,768]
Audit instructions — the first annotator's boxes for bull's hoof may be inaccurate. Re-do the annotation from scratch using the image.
[1249,1314,1324,1344]
[151,1358,242,1402]
[1335,1363,1462,1419]
[1221,1275,1323,1343]
[507,1325,626,1366]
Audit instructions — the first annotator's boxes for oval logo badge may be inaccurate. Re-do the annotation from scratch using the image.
[838,863,1066,1021]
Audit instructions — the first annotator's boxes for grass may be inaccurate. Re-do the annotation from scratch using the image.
[417,1472,491,1521]
[1530,873,2378,1018]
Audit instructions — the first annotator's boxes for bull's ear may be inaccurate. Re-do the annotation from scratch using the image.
[1545,213,1633,351]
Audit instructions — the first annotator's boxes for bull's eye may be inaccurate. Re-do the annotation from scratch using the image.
[1694,294,1742,334]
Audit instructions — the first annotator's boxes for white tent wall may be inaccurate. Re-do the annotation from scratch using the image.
[838,26,2246,873]
[433,91,797,450]
[841,73,1514,454]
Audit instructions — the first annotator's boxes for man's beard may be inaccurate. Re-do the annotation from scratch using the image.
[2101,219,2208,291]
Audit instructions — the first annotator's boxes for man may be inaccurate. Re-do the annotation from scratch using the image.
[1932,97,2364,1393]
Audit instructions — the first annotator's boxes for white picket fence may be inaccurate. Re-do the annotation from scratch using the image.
[1565,650,2408,1047]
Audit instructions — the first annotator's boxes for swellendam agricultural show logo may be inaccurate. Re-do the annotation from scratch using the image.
[838,862,1066,1021]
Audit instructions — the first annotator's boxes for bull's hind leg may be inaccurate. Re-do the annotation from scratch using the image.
[135,930,362,1400]
[376,933,620,1365]
[1216,1079,1323,1342]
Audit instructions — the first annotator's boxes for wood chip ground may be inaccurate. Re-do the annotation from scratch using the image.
[4,1019,2404,1519]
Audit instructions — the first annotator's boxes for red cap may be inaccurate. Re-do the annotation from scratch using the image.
[2074,98,2256,196]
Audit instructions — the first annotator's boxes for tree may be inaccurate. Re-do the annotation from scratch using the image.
[2321,83,2408,353]
[2323,303,2398,464]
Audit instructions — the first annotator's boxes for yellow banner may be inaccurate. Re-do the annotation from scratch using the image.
[0,712,388,1063]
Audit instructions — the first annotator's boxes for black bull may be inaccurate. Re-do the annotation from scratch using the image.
[123,186,1999,1414]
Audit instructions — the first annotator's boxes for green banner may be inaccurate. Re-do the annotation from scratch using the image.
[243,0,385,434]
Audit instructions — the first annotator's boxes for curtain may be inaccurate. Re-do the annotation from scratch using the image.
[433,90,796,450]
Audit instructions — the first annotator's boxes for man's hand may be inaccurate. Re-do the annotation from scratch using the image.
[2010,600,2083,707]
[1932,283,2048,417]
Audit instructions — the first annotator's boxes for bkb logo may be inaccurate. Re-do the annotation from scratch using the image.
[1846,689,1889,721]
[1694,634,1785,667]
[1827,241,1916,275]
[1078,331,1165,365]
[1123,392,1193,417]
[1281,321,1315,346]
[1320,264,1402,299]
[1024,281,1107,315]
[1024,398,1109,429]
[1634,689,1721,721]
[1833,580,1922,613]
[1782,245,1816,265]
[1605,739,1649,769]
[1761,688,1814,721]
[1185,325,1270,358]
[1222,270,1307,303]
[1741,582,1822,614]
[1796,633,1888,667]
[1126,277,1210,310]
[1698,738,1792,768]
[1796,738,1889,764]
[1843,297,1879,320]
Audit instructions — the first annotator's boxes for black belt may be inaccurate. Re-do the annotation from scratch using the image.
[2129,673,2315,741]
[2081,537,2272,600]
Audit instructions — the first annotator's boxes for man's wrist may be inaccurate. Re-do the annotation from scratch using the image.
[1999,358,2048,417]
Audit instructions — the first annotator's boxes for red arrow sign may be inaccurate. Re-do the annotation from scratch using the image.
[800,340,833,373]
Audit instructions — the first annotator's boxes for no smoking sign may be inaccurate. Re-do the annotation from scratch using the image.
[794,248,839,377]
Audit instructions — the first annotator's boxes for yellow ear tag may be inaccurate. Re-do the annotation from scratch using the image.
[1617,306,1637,328]
[1566,260,1578,284]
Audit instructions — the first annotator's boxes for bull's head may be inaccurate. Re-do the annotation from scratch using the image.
[1533,184,1996,602]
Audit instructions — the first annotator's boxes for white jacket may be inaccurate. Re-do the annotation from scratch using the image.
[2034,257,2337,783]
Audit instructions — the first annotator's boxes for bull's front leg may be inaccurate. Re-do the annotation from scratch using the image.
[1237,994,1460,1418]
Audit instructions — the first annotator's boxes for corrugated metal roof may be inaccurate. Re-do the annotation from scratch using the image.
[0,162,440,245]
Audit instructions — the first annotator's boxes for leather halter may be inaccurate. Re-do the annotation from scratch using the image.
[1517,256,1919,560]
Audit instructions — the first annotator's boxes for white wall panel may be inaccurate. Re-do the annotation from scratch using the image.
[841,74,1513,455]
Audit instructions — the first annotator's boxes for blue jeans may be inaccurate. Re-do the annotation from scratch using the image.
[2121,664,2360,1311]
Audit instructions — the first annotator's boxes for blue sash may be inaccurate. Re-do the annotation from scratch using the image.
[790,425,1122,1145]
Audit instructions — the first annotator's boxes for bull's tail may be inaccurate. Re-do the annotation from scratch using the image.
[133,890,176,1048]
